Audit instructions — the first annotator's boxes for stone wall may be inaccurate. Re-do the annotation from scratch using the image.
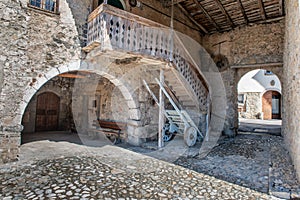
[283,0,300,181]
[126,0,202,43]
[66,0,90,47]
[202,21,285,66]
[239,92,261,119]
[202,21,285,136]
[0,0,81,163]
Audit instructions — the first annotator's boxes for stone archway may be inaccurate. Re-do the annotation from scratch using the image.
[237,68,282,120]
[237,66,283,86]
[18,61,140,129]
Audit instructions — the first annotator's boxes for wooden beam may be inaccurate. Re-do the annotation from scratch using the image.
[192,0,220,31]
[236,0,248,24]
[158,69,165,148]
[213,0,234,28]
[257,0,266,20]
[177,4,208,34]
[278,0,284,16]
[230,62,283,69]
[248,16,285,25]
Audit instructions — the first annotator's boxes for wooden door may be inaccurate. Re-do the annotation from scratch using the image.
[262,91,272,120]
[35,92,60,131]
[271,91,281,119]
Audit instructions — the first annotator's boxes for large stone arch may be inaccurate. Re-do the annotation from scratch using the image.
[18,60,140,127]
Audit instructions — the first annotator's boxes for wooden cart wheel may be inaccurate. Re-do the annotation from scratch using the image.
[184,126,197,147]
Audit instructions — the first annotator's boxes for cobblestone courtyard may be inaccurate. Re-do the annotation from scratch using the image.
[0,128,299,199]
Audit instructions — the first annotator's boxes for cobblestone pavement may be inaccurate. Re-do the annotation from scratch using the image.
[0,140,281,200]
[172,133,300,199]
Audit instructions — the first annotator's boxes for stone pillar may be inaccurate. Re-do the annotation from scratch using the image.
[283,0,300,181]
[81,95,89,132]
[0,125,22,163]
[221,69,238,137]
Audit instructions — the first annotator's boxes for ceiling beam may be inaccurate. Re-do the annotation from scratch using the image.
[213,0,234,28]
[231,62,283,69]
[177,4,208,34]
[236,0,248,24]
[257,0,266,20]
[192,0,220,31]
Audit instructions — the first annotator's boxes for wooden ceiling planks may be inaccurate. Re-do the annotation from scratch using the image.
[179,0,284,33]
[176,0,284,34]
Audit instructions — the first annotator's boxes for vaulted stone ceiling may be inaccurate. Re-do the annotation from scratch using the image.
[163,0,285,34]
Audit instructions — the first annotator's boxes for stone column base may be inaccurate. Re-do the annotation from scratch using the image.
[0,129,21,164]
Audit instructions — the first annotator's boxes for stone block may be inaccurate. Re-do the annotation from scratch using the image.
[129,108,141,121]
[57,65,69,74]
[44,68,60,80]
[127,135,145,146]
[22,86,37,103]
[134,124,157,139]
[68,60,81,71]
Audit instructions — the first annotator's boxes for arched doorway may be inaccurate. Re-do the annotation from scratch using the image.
[21,69,139,146]
[35,92,60,132]
[237,69,282,120]
[262,90,281,120]
[237,69,282,135]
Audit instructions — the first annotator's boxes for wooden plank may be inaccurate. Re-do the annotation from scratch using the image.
[236,0,248,24]
[95,120,127,130]
[257,0,267,20]
[158,69,165,148]
[177,4,208,34]
[213,0,235,28]
[192,0,220,31]
[230,62,283,69]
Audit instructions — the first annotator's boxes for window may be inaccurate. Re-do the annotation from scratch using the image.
[29,0,59,13]
[264,70,274,76]
[238,94,244,104]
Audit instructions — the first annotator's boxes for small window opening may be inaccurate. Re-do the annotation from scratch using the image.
[264,70,274,76]
[29,0,59,13]
[238,94,245,104]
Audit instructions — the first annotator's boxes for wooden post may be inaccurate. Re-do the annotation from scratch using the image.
[158,69,165,148]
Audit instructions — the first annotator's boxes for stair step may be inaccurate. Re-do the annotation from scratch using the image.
[182,101,196,106]
[178,96,192,101]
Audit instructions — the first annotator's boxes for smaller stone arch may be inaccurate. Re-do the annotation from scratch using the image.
[237,66,283,85]
[237,68,282,120]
